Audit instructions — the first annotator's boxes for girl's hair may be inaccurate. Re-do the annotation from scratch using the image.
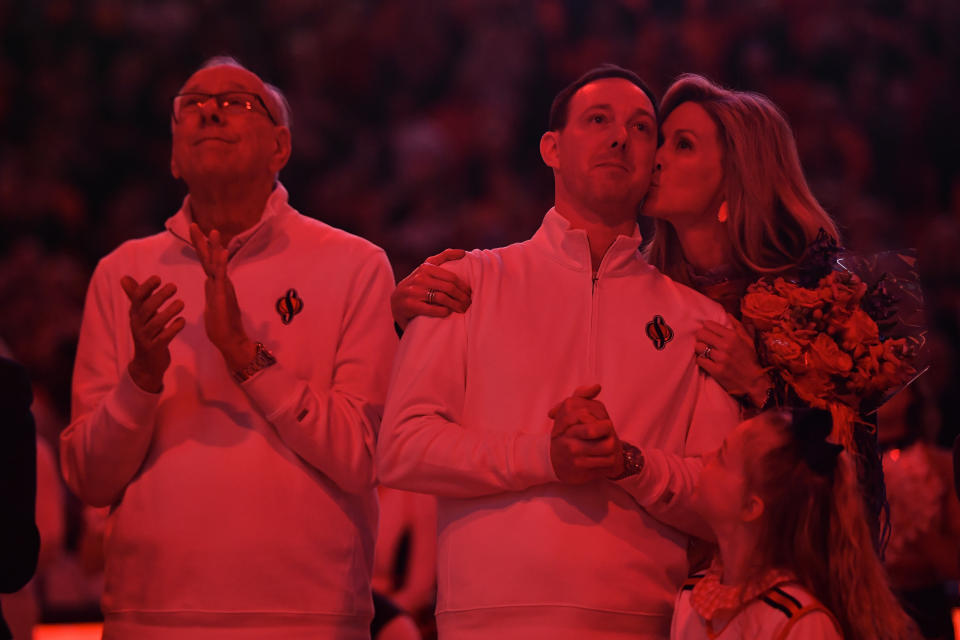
[742,409,916,640]
[644,74,840,287]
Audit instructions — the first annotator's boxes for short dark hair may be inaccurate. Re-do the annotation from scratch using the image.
[548,64,658,131]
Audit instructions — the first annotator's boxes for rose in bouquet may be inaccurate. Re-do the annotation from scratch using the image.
[741,270,918,447]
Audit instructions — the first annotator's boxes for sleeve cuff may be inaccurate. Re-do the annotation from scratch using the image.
[106,368,162,429]
[240,361,307,420]
[514,431,558,487]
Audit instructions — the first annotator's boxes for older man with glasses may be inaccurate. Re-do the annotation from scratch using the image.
[60,57,397,639]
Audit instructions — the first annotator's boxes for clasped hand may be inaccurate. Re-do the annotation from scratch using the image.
[548,384,623,483]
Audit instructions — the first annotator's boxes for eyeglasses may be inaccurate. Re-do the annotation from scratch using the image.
[172,91,277,124]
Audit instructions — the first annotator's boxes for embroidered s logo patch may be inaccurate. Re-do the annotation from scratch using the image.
[645,315,674,350]
[276,288,304,325]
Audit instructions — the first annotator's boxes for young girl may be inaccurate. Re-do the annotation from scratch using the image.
[672,408,917,640]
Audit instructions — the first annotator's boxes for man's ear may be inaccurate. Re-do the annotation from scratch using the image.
[540,130,559,169]
[270,126,292,174]
[742,493,765,523]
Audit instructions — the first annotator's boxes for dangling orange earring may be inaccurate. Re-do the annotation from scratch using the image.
[717,201,729,223]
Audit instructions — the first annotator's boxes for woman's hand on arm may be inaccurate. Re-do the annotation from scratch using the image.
[391,249,472,331]
[695,314,772,407]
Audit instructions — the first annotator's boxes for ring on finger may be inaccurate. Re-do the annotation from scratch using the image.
[702,345,712,360]
[426,289,437,304]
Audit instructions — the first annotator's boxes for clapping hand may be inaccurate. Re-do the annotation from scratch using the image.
[121,275,185,393]
[548,384,623,483]
[189,223,254,371]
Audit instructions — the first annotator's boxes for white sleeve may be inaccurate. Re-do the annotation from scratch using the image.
[240,249,398,494]
[616,371,740,539]
[377,310,557,498]
[61,262,161,507]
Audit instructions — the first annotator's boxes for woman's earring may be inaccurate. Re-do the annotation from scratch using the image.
[717,201,729,223]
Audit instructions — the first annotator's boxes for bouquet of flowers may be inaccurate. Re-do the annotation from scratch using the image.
[740,232,926,448]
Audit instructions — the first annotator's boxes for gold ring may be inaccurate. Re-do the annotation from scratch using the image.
[426,289,437,304]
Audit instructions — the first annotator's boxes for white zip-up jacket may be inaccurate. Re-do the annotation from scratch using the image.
[378,209,740,639]
[61,184,397,639]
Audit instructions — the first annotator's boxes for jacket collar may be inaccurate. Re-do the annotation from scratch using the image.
[531,207,646,276]
[164,182,292,258]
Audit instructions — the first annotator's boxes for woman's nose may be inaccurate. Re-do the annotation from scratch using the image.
[653,148,666,171]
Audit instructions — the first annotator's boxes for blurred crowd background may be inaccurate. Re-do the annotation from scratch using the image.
[1,0,959,638]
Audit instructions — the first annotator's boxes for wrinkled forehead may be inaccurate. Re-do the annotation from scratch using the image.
[569,78,655,120]
[180,64,267,98]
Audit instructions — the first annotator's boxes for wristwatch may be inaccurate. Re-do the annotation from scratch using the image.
[232,342,277,383]
[615,442,645,479]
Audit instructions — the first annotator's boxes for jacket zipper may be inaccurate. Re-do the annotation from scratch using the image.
[587,267,601,380]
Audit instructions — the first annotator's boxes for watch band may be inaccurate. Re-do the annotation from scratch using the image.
[232,342,277,383]
[615,442,645,480]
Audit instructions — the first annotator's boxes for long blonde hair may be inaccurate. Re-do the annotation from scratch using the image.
[644,74,839,286]
[743,410,917,640]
